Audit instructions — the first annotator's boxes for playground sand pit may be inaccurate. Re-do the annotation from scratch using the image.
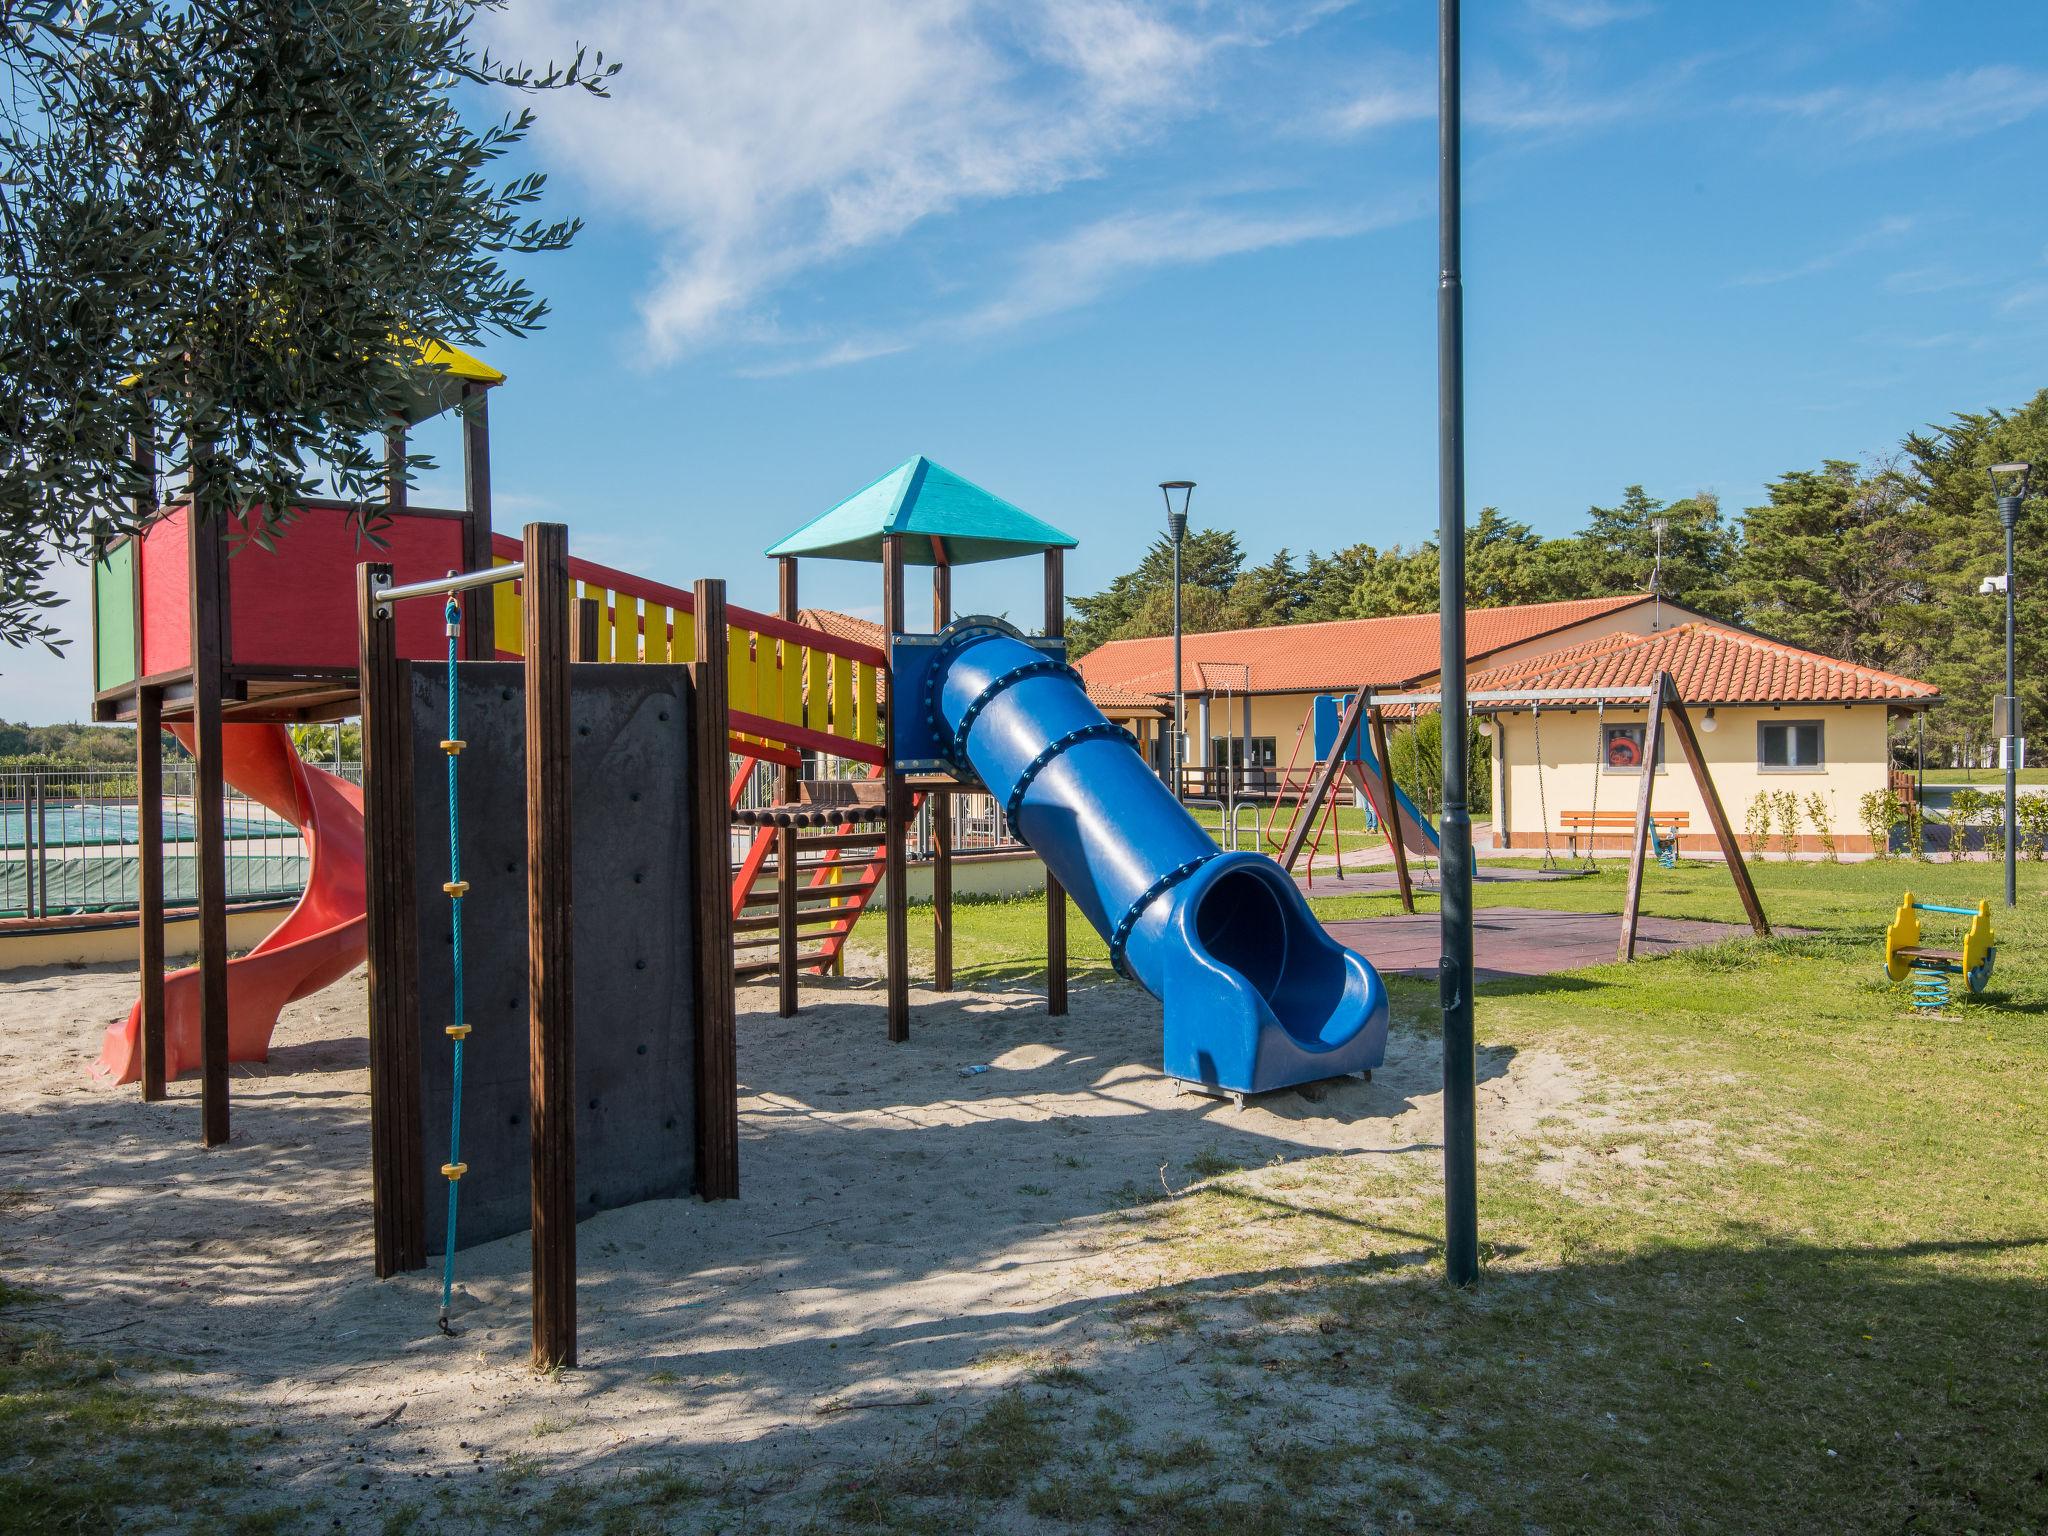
[1,960,1606,1528]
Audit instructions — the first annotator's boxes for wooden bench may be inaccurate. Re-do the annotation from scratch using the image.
[1559,809,1689,860]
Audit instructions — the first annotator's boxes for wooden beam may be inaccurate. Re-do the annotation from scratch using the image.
[136,686,167,1102]
[571,596,600,663]
[359,562,425,1276]
[881,536,910,1041]
[460,385,495,658]
[776,557,800,1018]
[1617,673,1670,963]
[1664,686,1770,937]
[188,506,229,1147]
[691,579,740,1199]
[1367,707,1415,916]
[522,523,576,1370]
[1043,547,1068,1016]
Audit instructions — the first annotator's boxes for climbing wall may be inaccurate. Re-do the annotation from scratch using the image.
[409,662,699,1254]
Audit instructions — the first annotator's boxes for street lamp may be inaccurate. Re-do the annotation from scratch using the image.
[1987,461,2031,909]
[1160,481,1194,794]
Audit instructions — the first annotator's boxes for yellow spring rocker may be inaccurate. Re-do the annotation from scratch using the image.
[1884,893,1996,1009]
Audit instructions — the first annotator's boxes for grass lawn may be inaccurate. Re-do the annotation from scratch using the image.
[1922,766,2048,785]
[857,857,2048,1533]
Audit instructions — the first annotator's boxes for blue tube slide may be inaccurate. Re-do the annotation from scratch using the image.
[925,620,1388,1095]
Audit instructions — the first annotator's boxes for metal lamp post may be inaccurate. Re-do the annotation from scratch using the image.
[1437,0,1478,1286]
[1160,481,1194,795]
[1988,461,2030,908]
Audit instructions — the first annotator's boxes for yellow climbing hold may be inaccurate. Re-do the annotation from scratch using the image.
[441,1162,469,1181]
[443,880,471,898]
[445,1023,472,1040]
[441,738,466,755]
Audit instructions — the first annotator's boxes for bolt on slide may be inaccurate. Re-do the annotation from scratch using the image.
[912,617,1388,1096]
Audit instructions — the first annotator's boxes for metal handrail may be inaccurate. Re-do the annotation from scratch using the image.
[372,562,524,614]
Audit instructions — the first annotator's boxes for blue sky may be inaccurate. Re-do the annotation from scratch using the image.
[11,0,2048,721]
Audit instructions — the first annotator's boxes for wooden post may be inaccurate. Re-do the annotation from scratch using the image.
[189,508,229,1147]
[881,536,910,1042]
[691,580,740,1199]
[136,687,167,1101]
[1617,674,1670,962]
[1044,548,1068,1017]
[571,597,600,663]
[931,553,953,993]
[522,523,576,1370]
[359,563,426,1276]
[776,557,801,1017]
[460,384,496,658]
[1368,706,1416,915]
[1664,689,1770,937]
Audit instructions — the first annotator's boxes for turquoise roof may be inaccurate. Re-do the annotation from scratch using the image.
[766,456,1078,566]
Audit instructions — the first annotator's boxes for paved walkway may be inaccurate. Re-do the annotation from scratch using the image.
[1321,906,1755,981]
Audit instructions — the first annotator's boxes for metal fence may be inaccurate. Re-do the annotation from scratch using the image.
[0,763,349,920]
[726,753,1027,867]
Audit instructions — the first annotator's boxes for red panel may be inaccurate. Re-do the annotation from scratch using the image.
[138,509,192,677]
[226,506,467,669]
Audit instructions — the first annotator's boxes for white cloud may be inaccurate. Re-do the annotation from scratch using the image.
[1526,0,1655,29]
[492,0,1233,361]
[2000,283,2048,314]
[1729,214,1915,287]
[1318,49,1682,140]
[958,202,1397,334]
[1753,66,2048,141]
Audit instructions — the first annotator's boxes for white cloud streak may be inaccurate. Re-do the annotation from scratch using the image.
[493,0,1231,361]
[1752,66,2048,141]
[1728,215,1915,288]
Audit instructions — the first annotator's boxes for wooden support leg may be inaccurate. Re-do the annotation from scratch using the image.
[1046,870,1068,1016]
[1367,709,1415,916]
[359,563,425,1276]
[932,789,953,992]
[136,686,167,1102]
[691,580,740,1200]
[1664,689,1770,937]
[523,524,577,1370]
[191,662,228,1147]
[884,772,910,1042]
[1617,674,1669,963]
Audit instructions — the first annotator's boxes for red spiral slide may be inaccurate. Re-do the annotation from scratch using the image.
[94,723,367,1085]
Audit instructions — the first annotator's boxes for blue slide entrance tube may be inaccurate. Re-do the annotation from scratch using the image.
[921,620,1388,1095]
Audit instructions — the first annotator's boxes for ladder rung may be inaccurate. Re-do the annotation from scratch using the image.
[741,878,880,908]
[735,950,835,981]
[734,906,865,933]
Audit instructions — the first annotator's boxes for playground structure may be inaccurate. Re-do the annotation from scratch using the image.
[1884,893,1996,1009]
[1268,691,1442,907]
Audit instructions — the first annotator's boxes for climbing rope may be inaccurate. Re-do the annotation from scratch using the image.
[438,592,472,1333]
[1531,703,1558,871]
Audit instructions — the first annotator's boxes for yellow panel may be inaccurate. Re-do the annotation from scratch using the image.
[728,627,754,716]
[756,633,782,724]
[494,571,523,655]
[831,653,852,743]
[645,604,669,665]
[674,609,696,666]
[861,663,883,745]
[804,648,825,732]
[782,639,803,725]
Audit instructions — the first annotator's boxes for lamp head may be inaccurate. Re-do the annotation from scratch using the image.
[1159,480,1194,542]
[1988,462,2032,518]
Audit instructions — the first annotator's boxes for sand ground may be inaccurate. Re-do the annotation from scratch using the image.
[0,958,1595,1529]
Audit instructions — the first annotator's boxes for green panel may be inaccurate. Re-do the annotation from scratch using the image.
[93,542,137,693]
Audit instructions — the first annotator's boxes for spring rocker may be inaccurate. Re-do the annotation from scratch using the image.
[1884,893,1996,1009]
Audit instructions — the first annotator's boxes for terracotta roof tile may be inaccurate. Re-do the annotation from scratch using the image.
[1075,595,1653,697]
[1465,622,1940,707]
[797,607,886,649]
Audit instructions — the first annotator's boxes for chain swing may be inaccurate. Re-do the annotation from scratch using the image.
[1530,702,1559,871]
[1581,699,1607,871]
[437,591,472,1335]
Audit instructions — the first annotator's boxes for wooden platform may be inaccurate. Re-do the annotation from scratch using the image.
[1321,905,1756,982]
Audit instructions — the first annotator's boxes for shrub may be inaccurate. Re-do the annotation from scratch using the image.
[1905,799,1928,861]
[1804,791,1837,862]
[1948,789,1988,859]
[1858,788,1900,858]
[2019,793,2048,861]
[1771,789,1802,858]
[1745,791,1774,860]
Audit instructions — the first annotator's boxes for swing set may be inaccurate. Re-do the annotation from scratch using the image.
[1294,671,1761,962]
